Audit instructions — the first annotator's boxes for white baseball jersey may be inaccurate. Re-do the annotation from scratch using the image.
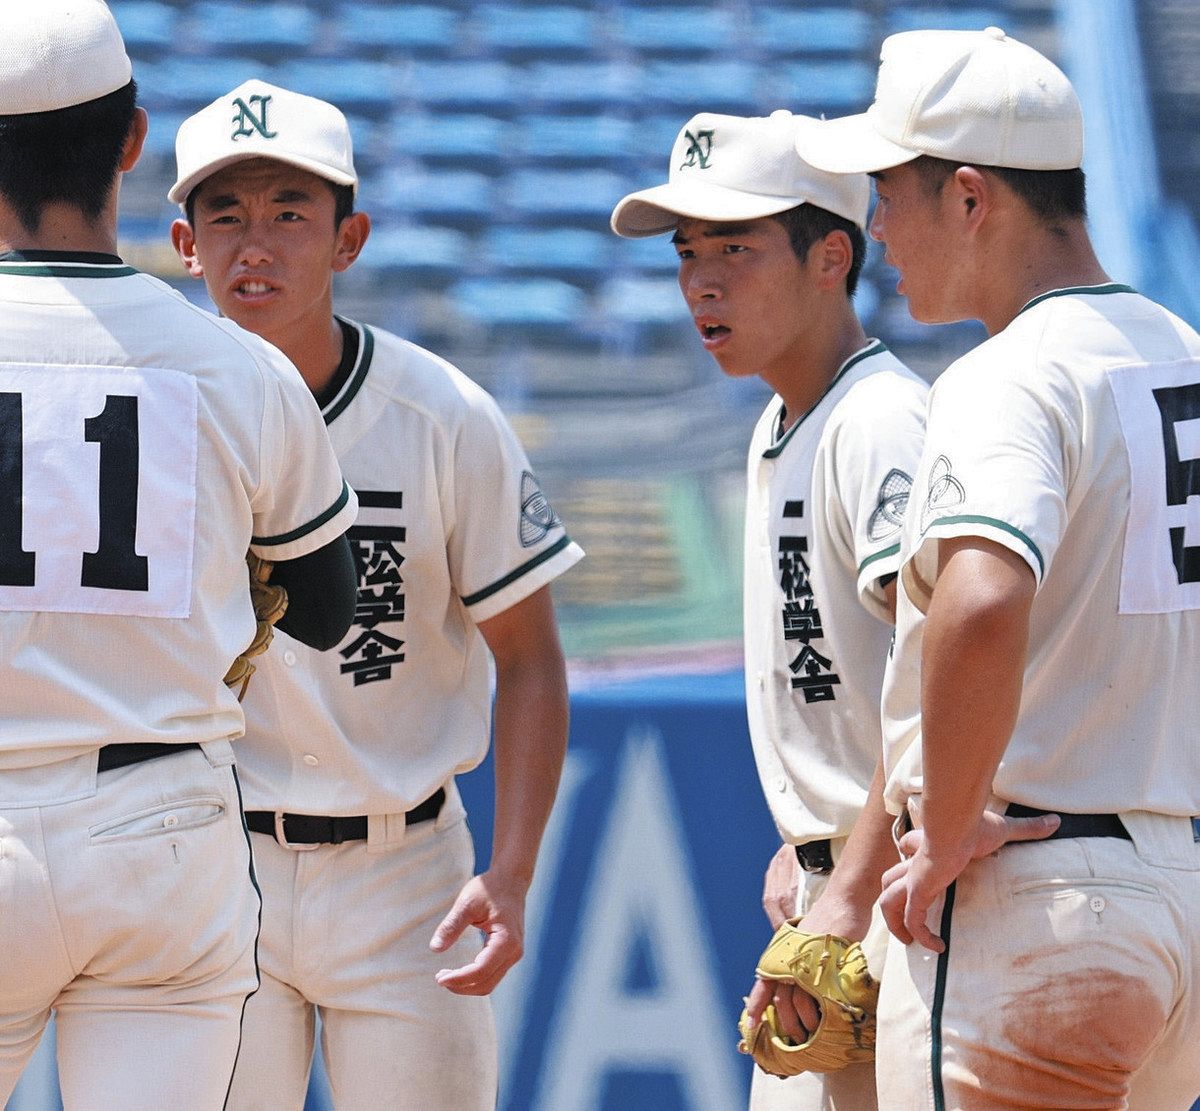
[744,340,927,844]
[0,252,356,770]
[883,284,1200,816]
[237,319,583,815]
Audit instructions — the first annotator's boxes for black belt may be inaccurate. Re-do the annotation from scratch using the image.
[97,742,202,773]
[245,787,446,846]
[1005,803,1131,841]
[794,838,835,875]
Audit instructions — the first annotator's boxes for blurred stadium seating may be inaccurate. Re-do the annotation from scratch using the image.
[115,0,1197,662]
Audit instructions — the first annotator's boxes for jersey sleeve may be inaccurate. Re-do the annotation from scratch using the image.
[249,349,358,562]
[827,373,928,618]
[901,355,1072,611]
[448,388,583,624]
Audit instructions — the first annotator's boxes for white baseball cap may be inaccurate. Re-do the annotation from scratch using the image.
[169,80,357,204]
[611,109,869,238]
[794,27,1083,175]
[0,0,132,115]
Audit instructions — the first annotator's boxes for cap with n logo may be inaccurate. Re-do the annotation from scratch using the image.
[0,0,131,114]
[611,110,869,238]
[169,80,357,204]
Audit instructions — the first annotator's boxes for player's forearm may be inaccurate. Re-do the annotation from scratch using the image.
[488,652,569,888]
[816,758,897,916]
[919,540,1035,857]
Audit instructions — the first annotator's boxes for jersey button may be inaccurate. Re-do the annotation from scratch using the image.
[303,754,319,767]
[1088,896,1106,913]
[283,650,297,666]
[162,814,178,828]
[776,777,788,793]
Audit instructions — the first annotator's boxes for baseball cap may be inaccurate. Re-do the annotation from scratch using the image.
[169,80,357,204]
[611,109,869,238]
[0,0,132,115]
[794,27,1083,174]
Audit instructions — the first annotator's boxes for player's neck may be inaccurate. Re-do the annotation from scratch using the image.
[774,305,869,434]
[263,312,346,397]
[976,221,1110,335]
[0,196,120,257]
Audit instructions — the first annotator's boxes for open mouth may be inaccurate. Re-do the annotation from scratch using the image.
[233,279,279,298]
[702,323,730,339]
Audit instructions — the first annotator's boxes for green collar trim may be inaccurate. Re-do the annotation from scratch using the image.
[322,318,375,425]
[762,339,887,460]
[0,249,136,278]
[1016,283,1136,318]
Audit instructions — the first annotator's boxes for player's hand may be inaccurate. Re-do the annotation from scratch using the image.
[762,842,800,929]
[881,809,1060,952]
[429,869,527,996]
[744,974,822,1044]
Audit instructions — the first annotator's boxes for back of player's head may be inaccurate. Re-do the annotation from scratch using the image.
[172,81,358,226]
[611,110,870,294]
[0,0,138,233]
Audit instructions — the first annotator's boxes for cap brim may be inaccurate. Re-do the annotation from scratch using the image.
[168,150,358,204]
[611,179,806,238]
[793,113,921,175]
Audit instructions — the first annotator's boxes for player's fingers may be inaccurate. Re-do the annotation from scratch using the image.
[880,880,913,945]
[435,928,521,995]
[897,828,923,858]
[880,856,911,892]
[429,897,477,953]
[1001,812,1060,844]
[745,977,773,1027]
[904,893,945,954]
[792,988,821,1035]
[771,984,810,1043]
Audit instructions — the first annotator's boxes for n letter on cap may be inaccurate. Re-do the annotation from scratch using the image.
[680,129,714,170]
[231,94,277,141]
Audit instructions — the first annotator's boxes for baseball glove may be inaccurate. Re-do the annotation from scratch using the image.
[223,552,288,701]
[737,921,879,1077]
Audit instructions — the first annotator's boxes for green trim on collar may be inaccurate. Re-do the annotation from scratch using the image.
[1016,283,1136,317]
[762,340,888,460]
[857,542,900,576]
[461,535,573,607]
[924,513,1045,578]
[0,261,137,278]
[253,480,352,546]
[322,319,375,425]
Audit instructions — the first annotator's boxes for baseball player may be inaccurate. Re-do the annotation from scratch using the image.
[0,6,358,1109]
[613,110,928,1110]
[798,27,1200,1109]
[169,81,582,1109]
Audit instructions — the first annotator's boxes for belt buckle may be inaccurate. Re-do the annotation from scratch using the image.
[274,812,319,852]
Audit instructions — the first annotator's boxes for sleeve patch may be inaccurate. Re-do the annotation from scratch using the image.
[868,468,913,542]
[519,470,562,548]
[920,454,966,531]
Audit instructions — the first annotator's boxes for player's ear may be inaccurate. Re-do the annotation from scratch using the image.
[118,107,148,174]
[951,166,989,228]
[170,217,205,278]
[332,211,371,274]
[813,229,853,291]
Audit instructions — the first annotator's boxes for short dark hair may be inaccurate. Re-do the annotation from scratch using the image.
[184,177,355,229]
[0,80,139,235]
[769,203,866,297]
[911,155,1087,225]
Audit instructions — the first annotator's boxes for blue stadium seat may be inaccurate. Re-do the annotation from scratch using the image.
[364,225,470,276]
[886,8,1009,34]
[505,170,628,220]
[370,169,494,224]
[523,62,639,108]
[275,59,396,113]
[450,278,587,327]
[599,277,689,324]
[613,233,681,274]
[136,58,269,108]
[141,110,188,158]
[639,61,759,112]
[110,2,177,50]
[780,61,875,109]
[517,115,635,163]
[391,114,512,165]
[190,2,320,50]
[483,227,612,274]
[628,115,689,162]
[401,61,519,110]
[475,5,597,54]
[753,8,872,54]
[337,4,461,51]
[615,8,738,55]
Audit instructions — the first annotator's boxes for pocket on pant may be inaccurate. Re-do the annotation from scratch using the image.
[1012,876,1165,904]
[87,795,227,842]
